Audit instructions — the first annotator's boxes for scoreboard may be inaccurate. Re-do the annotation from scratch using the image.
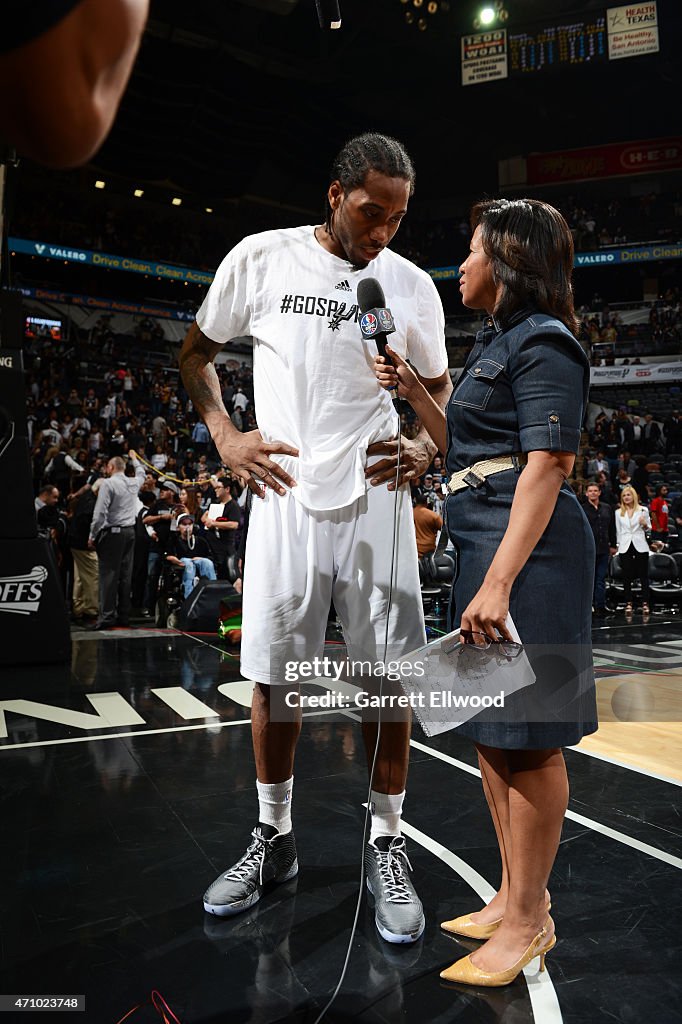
[508,16,607,73]
[461,4,659,87]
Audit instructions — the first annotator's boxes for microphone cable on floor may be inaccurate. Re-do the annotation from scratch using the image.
[311,429,403,1024]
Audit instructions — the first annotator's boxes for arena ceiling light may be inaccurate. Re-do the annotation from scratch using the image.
[171,197,182,206]
[473,1,508,30]
[94,180,105,189]
[400,0,449,31]
[205,207,213,213]
[134,188,144,198]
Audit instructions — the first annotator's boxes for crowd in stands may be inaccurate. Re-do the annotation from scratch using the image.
[577,292,682,364]
[20,209,682,627]
[573,407,682,617]
[558,191,682,252]
[28,339,682,627]
[26,321,432,627]
[582,407,682,489]
[12,166,682,276]
[27,320,259,624]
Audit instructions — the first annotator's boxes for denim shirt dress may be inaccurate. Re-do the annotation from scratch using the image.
[444,311,598,749]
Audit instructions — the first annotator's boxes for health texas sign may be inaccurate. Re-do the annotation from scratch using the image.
[607,3,659,60]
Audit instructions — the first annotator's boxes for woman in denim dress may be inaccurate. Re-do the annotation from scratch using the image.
[374,199,597,987]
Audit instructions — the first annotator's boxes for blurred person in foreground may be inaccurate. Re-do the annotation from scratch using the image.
[375,198,597,986]
[0,0,149,167]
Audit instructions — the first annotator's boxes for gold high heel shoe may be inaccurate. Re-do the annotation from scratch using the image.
[440,921,556,987]
[440,913,503,940]
[441,899,551,940]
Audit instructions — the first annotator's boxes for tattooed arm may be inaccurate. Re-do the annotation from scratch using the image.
[178,323,298,497]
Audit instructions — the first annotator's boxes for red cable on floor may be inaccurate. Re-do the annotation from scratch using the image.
[114,991,181,1024]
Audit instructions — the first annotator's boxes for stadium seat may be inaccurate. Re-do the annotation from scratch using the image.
[605,553,632,611]
[419,550,455,620]
[648,553,682,614]
[671,551,682,579]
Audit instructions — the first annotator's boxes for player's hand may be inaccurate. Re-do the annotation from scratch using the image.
[460,579,514,645]
[366,436,434,491]
[217,429,298,498]
[373,345,422,401]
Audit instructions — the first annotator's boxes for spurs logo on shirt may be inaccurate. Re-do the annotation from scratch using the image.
[278,293,360,331]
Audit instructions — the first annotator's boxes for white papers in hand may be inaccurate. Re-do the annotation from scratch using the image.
[398,615,536,737]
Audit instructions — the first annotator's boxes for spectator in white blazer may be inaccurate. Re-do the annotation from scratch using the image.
[615,485,651,615]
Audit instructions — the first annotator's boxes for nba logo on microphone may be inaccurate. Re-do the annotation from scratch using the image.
[378,308,394,332]
[361,312,378,336]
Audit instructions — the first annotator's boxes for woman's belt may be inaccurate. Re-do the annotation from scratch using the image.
[446,454,527,495]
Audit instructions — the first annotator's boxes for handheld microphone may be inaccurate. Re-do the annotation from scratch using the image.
[315,0,342,30]
[358,277,400,406]
[357,277,396,364]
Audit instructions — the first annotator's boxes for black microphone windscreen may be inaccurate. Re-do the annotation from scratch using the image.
[315,0,342,30]
[357,277,385,313]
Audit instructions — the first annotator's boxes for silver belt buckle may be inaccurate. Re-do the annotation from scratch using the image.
[463,468,485,490]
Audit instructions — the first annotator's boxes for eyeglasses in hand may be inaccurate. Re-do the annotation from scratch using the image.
[459,629,524,659]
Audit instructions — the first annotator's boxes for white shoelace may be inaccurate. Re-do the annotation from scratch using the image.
[223,828,275,886]
[375,841,415,903]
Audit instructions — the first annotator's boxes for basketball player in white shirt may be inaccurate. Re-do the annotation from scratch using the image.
[180,133,451,943]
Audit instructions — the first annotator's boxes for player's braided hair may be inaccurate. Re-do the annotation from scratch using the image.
[324,133,415,236]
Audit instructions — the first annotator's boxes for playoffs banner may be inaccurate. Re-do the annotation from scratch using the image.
[527,136,682,185]
[590,361,682,385]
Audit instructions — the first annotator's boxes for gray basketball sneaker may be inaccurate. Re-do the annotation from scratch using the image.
[365,835,425,944]
[203,824,298,916]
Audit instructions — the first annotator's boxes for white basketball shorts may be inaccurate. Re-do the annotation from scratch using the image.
[239,480,425,686]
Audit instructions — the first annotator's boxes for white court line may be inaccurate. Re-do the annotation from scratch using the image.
[635,644,682,656]
[565,810,682,869]
[410,738,479,778]
[409,739,682,871]
[0,710,332,752]
[400,817,564,1024]
[569,744,682,788]
[412,734,682,789]
[5,700,680,867]
[593,647,682,665]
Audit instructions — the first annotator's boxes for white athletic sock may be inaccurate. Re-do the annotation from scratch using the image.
[256,776,293,835]
[369,789,405,843]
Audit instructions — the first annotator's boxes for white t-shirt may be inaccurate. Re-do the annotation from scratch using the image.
[196,225,447,511]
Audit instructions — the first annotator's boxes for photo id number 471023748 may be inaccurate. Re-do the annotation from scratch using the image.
[1,996,85,1012]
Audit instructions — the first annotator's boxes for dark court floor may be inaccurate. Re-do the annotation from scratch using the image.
[1,616,681,1024]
